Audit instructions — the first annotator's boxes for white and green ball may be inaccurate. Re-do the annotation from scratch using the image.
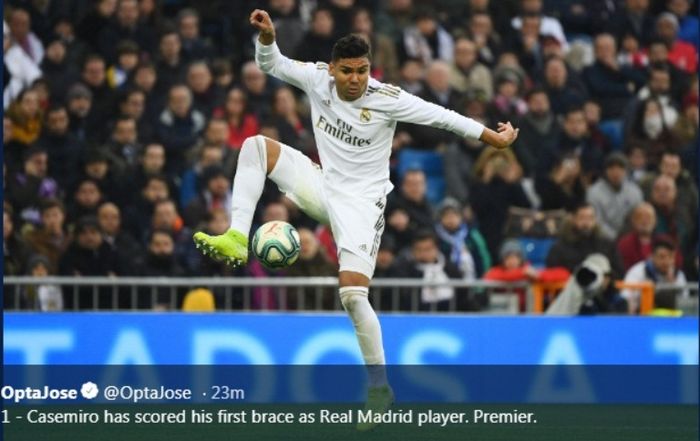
[252,221,301,269]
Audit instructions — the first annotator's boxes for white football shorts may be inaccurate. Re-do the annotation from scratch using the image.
[268,140,386,279]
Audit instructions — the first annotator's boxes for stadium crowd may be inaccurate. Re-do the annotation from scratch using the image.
[3,0,698,312]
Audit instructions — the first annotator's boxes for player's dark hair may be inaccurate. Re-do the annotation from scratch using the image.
[331,34,371,62]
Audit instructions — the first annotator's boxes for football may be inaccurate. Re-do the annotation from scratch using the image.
[252,221,301,269]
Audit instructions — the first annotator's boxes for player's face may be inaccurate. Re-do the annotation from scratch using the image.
[330,58,370,101]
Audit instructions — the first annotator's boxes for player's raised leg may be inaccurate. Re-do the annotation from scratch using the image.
[338,268,393,431]
[193,135,280,266]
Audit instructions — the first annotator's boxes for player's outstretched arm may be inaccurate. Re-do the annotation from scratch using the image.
[250,9,275,45]
[479,122,520,149]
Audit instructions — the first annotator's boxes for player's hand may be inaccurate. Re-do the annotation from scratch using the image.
[497,121,519,145]
[250,9,275,42]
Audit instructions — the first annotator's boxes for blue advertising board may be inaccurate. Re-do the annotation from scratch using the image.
[4,313,697,365]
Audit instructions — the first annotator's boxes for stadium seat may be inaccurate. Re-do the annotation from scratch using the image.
[396,148,446,205]
[518,237,554,268]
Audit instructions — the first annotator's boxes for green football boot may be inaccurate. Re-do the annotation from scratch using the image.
[193,229,249,267]
[357,385,395,432]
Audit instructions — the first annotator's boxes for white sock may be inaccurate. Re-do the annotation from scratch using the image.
[340,286,388,388]
[229,136,267,235]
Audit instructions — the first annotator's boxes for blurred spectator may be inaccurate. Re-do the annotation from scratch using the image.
[391,230,465,311]
[3,26,42,109]
[586,153,643,239]
[654,12,697,73]
[123,174,170,237]
[470,147,531,259]
[36,104,83,190]
[535,154,586,211]
[177,8,213,62]
[156,84,206,174]
[402,61,461,148]
[6,146,60,225]
[117,88,153,141]
[616,201,682,271]
[106,40,140,89]
[67,179,103,226]
[181,141,236,207]
[77,0,117,50]
[266,0,304,56]
[515,88,560,177]
[97,201,142,274]
[97,0,155,64]
[80,54,117,134]
[8,7,44,64]
[105,115,142,173]
[625,97,681,165]
[52,17,88,67]
[490,64,527,122]
[583,33,646,120]
[23,199,71,272]
[7,88,43,145]
[215,87,260,150]
[4,204,31,276]
[621,235,688,313]
[23,254,63,311]
[59,215,122,304]
[134,229,186,309]
[647,174,696,272]
[449,37,493,100]
[443,96,490,203]
[506,13,546,76]
[434,197,491,279]
[296,7,336,62]
[65,83,93,142]
[186,61,223,117]
[132,61,161,118]
[510,0,568,50]
[286,227,338,310]
[387,169,434,235]
[373,235,397,279]
[546,203,624,277]
[374,0,414,41]
[41,39,80,103]
[241,61,274,119]
[183,165,231,228]
[540,56,587,117]
[546,253,628,315]
[466,12,503,67]
[75,148,126,208]
[606,0,656,47]
[540,106,605,179]
[400,6,454,64]
[270,86,313,151]
[618,33,649,69]
[667,0,698,49]
[397,58,425,96]
[640,151,698,223]
[150,199,198,273]
[484,239,569,311]
[647,40,691,102]
[674,92,699,149]
[351,7,400,84]
[130,142,174,197]
[136,229,186,277]
[155,28,186,94]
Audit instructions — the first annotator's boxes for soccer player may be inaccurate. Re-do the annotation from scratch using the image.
[193,9,519,430]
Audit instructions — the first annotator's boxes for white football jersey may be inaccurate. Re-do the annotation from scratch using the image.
[256,40,485,199]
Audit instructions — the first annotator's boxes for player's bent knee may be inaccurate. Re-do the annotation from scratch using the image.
[240,135,268,173]
[339,286,369,312]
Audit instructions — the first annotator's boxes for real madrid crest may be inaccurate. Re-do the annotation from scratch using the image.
[360,108,371,122]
